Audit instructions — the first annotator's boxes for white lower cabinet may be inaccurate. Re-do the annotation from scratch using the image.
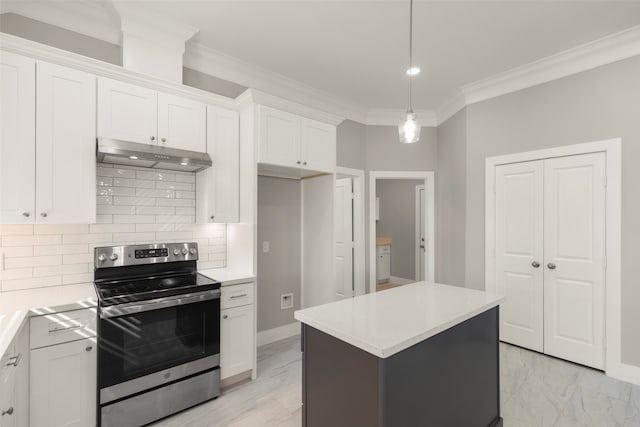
[0,323,29,427]
[220,282,255,380]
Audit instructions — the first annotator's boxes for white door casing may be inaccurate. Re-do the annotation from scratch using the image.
[495,161,544,352]
[334,178,354,299]
[0,51,35,223]
[543,153,606,369]
[415,185,426,281]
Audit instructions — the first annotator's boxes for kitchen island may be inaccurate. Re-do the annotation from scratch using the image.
[294,282,505,427]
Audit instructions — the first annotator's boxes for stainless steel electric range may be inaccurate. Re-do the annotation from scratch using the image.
[94,242,221,427]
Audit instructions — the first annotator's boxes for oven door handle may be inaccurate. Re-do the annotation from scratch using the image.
[99,289,221,319]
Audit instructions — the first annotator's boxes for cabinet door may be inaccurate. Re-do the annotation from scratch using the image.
[220,304,254,379]
[157,92,206,152]
[14,324,29,427]
[259,106,300,168]
[0,344,16,427]
[35,61,96,224]
[30,338,96,427]
[0,51,36,223]
[97,77,157,144]
[196,105,240,223]
[300,118,336,173]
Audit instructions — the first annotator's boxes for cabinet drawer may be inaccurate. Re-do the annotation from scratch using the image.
[221,282,254,309]
[30,308,97,349]
[377,245,391,254]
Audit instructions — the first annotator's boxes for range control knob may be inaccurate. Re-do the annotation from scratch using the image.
[109,253,118,261]
[182,248,188,255]
[173,248,180,256]
[189,248,197,255]
[98,254,107,262]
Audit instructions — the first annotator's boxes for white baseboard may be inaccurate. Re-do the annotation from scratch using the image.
[607,361,640,386]
[257,322,300,347]
[390,276,415,285]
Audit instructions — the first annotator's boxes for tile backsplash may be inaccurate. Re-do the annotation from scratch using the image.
[0,164,226,292]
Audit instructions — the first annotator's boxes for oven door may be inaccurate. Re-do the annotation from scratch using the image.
[98,289,220,404]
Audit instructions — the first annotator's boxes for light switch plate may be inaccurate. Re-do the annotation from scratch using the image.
[263,241,270,253]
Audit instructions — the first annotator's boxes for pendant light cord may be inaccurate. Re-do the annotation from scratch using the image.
[408,0,414,112]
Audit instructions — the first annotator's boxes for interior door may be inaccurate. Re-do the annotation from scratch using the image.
[416,185,426,281]
[543,153,605,369]
[495,160,544,352]
[0,51,36,223]
[334,178,354,300]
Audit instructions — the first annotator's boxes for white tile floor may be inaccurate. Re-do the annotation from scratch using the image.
[153,337,640,427]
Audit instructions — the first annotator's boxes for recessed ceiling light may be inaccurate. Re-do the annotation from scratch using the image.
[129,156,138,160]
[180,162,188,166]
[406,67,420,76]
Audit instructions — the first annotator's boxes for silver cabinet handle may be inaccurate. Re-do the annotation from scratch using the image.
[86,345,93,352]
[230,294,248,299]
[40,212,47,218]
[532,261,540,268]
[5,353,21,367]
[49,324,83,333]
[222,314,228,319]
[2,407,13,416]
[547,263,556,270]
[150,136,155,141]
[22,212,30,217]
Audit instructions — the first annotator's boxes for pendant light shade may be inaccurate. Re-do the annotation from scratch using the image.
[398,111,420,144]
[399,0,421,144]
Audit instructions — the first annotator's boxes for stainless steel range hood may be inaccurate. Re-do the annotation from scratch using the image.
[96,138,212,172]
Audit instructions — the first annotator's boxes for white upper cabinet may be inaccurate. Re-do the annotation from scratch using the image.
[258,106,336,173]
[36,61,96,224]
[97,77,157,145]
[196,105,240,224]
[157,93,206,152]
[0,51,36,223]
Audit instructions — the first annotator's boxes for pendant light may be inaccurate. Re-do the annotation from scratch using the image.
[398,0,421,144]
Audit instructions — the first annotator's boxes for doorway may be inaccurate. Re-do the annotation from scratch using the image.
[368,171,435,293]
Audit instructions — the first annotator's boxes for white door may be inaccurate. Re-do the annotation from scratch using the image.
[543,153,606,369]
[36,61,96,224]
[259,106,300,168]
[196,105,240,223]
[300,118,336,173]
[220,305,254,380]
[416,185,426,281]
[30,338,96,427]
[97,77,157,145]
[157,92,206,152]
[0,51,36,223]
[334,178,354,300]
[495,160,545,352]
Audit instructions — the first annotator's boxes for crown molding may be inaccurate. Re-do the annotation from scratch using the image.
[462,24,640,105]
[435,91,466,125]
[365,109,437,127]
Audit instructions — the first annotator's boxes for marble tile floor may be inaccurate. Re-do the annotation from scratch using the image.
[153,337,640,427]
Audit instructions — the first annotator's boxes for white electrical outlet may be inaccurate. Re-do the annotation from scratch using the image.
[263,241,270,253]
[281,293,293,310]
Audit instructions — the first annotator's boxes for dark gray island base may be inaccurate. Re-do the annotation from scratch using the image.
[301,307,501,427]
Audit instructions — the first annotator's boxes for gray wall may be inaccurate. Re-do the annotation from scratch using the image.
[436,109,467,287]
[366,125,438,171]
[257,177,301,332]
[336,120,366,170]
[376,179,423,281]
[464,55,640,367]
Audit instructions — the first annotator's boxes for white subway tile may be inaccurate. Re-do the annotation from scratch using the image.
[175,207,196,216]
[62,233,112,244]
[34,224,88,235]
[2,246,34,258]
[136,188,174,198]
[197,260,224,270]
[90,224,135,233]
[175,174,195,183]
[0,268,32,281]
[1,235,62,246]
[155,231,192,240]
[134,179,155,189]
[33,265,63,277]
[63,253,93,264]
[113,215,155,224]
[62,273,93,285]
[136,206,175,215]
[156,199,193,207]
[209,252,226,262]
[97,195,112,205]
[114,196,155,206]
[155,215,193,224]
[1,275,61,291]
[113,232,155,242]
[5,255,61,269]
[33,244,88,256]
[97,177,113,187]
[136,170,175,181]
[99,187,136,196]
[173,223,200,232]
[156,181,193,191]
[136,224,174,232]
[175,191,196,200]
[97,205,136,215]
[97,188,112,197]
[0,224,34,236]
[62,264,89,275]
[97,166,135,178]
[96,214,113,224]
[113,177,136,188]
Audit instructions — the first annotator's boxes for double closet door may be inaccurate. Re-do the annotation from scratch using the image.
[495,152,606,369]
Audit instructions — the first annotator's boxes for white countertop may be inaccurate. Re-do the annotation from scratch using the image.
[294,282,505,358]
[199,268,255,286]
[0,283,97,358]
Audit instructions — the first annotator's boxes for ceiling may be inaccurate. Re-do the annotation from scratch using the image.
[2,0,640,118]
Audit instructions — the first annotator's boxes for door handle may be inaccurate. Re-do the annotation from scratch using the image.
[547,263,556,270]
[531,261,540,268]
[420,245,425,249]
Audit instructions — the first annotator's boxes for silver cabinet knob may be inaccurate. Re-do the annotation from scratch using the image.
[2,407,14,416]
[85,345,93,352]
[22,212,30,217]
[303,161,307,165]
[222,314,228,319]
[161,138,167,143]
[40,212,47,218]
[532,261,540,268]
[296,160,301,165]
[109,253,118,261]
[98,254,107,262]
[547,263,556,270]
[150,136,156,141]
[210,215,215,220]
